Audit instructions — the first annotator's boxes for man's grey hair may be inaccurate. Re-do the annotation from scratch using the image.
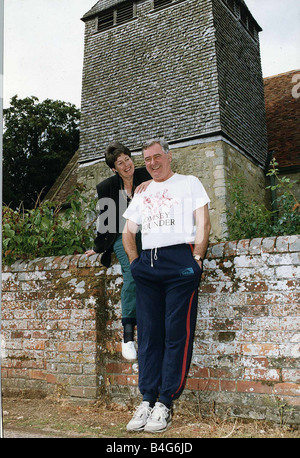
[142,138,170,154]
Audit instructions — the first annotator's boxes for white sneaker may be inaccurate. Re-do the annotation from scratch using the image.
[144,402,172,433]
[122,341,137,361]
[127,401,153,432]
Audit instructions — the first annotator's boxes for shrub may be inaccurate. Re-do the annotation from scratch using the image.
[2,184,97,265]
[225,159,300,240]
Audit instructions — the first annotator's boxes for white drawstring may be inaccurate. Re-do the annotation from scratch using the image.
[150,248,158,267]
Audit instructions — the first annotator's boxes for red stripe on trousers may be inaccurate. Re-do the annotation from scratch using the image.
[172,289,195,398]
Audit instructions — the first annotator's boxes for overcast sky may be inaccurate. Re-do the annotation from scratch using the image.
[3,0,300,109]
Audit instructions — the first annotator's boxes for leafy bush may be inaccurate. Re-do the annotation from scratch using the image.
[225,159,300,240]
[2,184,97,265]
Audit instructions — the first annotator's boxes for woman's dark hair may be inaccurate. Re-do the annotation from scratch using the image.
[105,141,131,169]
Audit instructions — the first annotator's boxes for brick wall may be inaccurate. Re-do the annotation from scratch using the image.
[1,235,300,424]
[1,255,108,400]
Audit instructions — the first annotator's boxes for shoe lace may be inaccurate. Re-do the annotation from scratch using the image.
[151,403,169,421]
[134,402,152,419]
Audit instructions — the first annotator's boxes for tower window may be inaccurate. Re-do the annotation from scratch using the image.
[97,1,135,32]
[153,0,188,11]
[153,0,173,9]
[240,4,248,28]
[97,9,114,32]
[117,2,134,25]
[221,0,259,41]
[226,0,236,15]
[248,17,256,39]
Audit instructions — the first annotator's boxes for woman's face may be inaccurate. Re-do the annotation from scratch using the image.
[112,153,135,180]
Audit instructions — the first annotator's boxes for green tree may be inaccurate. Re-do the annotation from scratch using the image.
[3,95,80,209]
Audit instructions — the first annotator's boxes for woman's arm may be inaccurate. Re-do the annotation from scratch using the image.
[134,179,152,194]
[122,219,139,263]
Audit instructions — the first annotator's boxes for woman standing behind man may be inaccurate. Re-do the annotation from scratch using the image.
[85,142,151,360]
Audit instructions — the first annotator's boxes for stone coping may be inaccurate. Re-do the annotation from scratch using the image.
[2,235,299,273]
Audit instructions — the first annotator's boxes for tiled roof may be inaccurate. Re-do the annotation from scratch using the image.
[264,69,300,169]
[81,0,127,21]
[43,150,79,204]
[82,0,261,30]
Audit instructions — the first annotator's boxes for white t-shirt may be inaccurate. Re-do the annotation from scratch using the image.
[123,173,210,249]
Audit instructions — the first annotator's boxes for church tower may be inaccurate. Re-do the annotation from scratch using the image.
[79,0,268,239]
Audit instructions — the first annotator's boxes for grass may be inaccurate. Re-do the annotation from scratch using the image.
[3,397,299,439]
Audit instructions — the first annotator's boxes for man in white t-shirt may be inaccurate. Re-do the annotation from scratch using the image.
[122,138,211,433]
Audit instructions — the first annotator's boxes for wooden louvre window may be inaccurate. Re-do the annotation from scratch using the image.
[153,0,173,10]
[97,2,134,32]
[97,9,114,32]
[116,2,134,25]
[222,0,258,41]
[248,17,256,38]
[226,0,236,14]
[240,4,248,27]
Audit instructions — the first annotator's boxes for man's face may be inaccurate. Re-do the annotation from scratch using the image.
[143,143,173,182]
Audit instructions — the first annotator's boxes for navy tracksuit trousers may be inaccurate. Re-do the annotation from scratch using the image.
[130,243,202,407]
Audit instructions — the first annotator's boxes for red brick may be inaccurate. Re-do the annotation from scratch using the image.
[237,381,272,394]
[106,362,132,374]
[243,282,268,292]
[250,357,269,368]
[1,367,8,378]
[199,284,218,293]
[68,386,98,398]
[46,374,57,384]
[284,397,300,407]
[7,368,28,379]
[32,331,48,339]
[11,330,30,339]
[126,375,139,386]
[186,378,219,392]
[242,343,279,357]
[14,310,35,320]
[58,342,83,352]
[189,366,209,378]
[244,368,280,382]
[113,374,138,387]
[30,370,46,380]
[24,341,45,350]
[245,293,282,305]
[273,383,300,397]
[210,367,241,379]
[220,380,236,392]
[282,369,300,384]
